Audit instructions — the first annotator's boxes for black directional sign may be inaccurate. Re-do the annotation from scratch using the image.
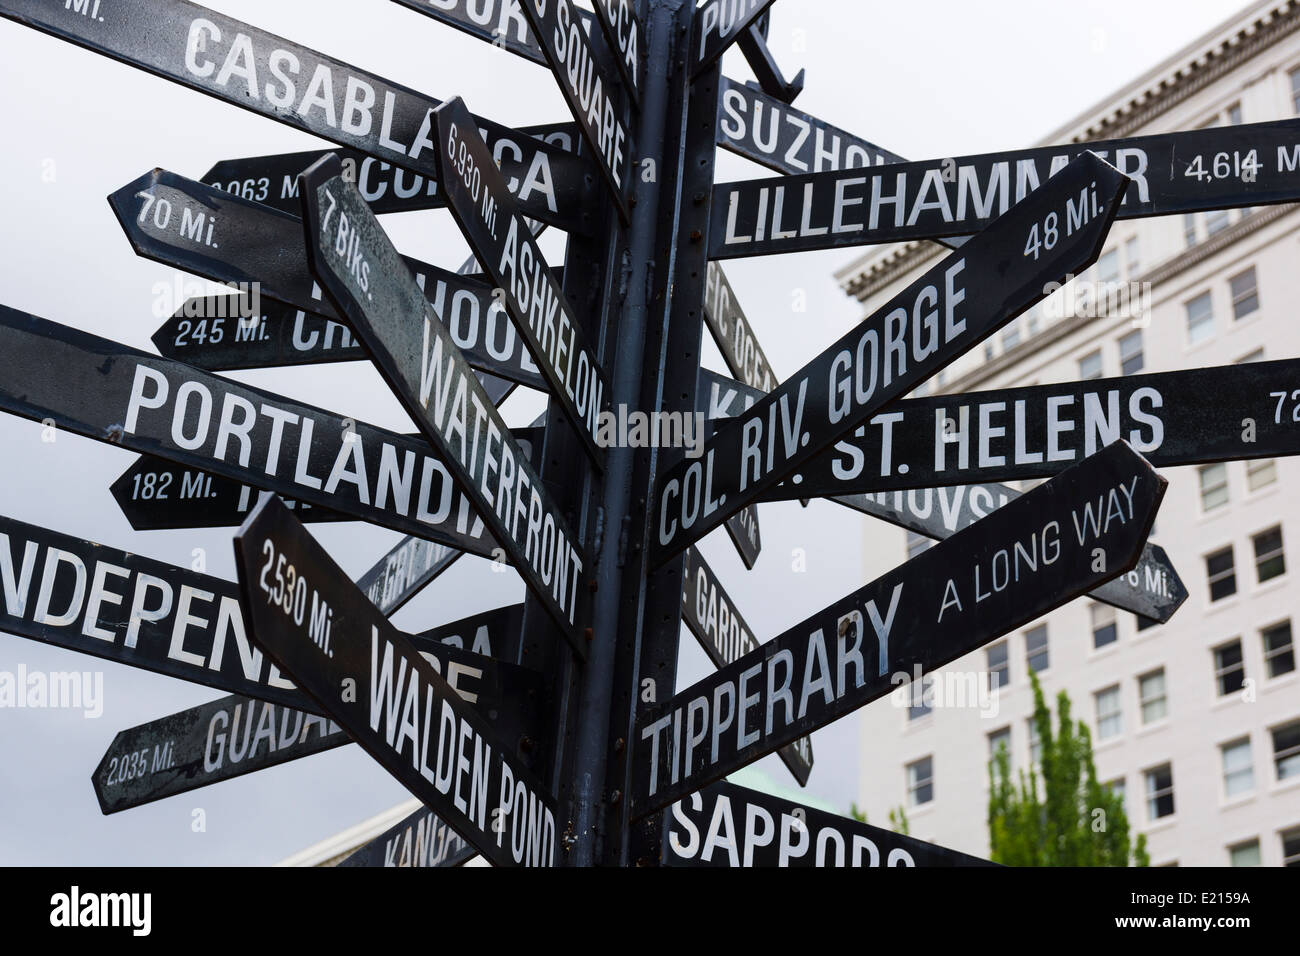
[711,117,1300,258]
[92,607,540,814]
[633,440,1166,816]
[704,261,777,392]
[433,97,613,465]
[301,155,589,653]
[651,152,1128,565]
[721,504,762,570]
[591,0,643,109]
[114,170,548,391]
[338,804,475,868]
[681,547,811,784]
[519,0,633,216]
[391,0,558,66]
[667,781,994,867]
[233,494,558,867]
[201,122,579,218]
[693,0,776,77]
[698,366,764,420]
[0,0,587,233]
[834,481,1187,623]
[0,305,495,557]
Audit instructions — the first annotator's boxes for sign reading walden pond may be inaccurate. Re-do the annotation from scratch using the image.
[0,0,1283,868]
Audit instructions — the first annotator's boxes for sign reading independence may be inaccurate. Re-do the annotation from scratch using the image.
[711,118,1300,258]
[92,607,538,814]
[634,441,1165,816]
[668,781,993,867]
[234,495,558,867]
[434,97,612,465]
[339,804,475,868]
[0,306,494,558]
[681,547,811,784]
[519,0,632,218]
[0,0,586,233]
[651,152,1127,565]
[693,0,776,77]
[301,155,588,652]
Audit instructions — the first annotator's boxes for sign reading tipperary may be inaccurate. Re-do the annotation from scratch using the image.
[300,155,589,653]
[651,152,1128,564]
[519,0,633,216]
[433,97,612,465]
[681,547,811,783]
[233,494,558,867]
[338,804,475,868]
[693,0,776,77]
[711,118,1300,258]
[634,440,1166,816]
[0,0,586,232]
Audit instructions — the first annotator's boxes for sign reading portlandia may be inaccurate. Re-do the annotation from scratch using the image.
[338,804,475,868]
[667,781,994,867]
[650,152,1128,564]
[519,0,632,217]
[681,547,811,784]
[433,97,612,465]
[233,495,558,867]
[0,306,494,557]
[633,440,1165,816]
[711,118,1300,258]
[591,0,642,108]
[0,0,586,232]
[300,155,589,653]
[693,0,776,76]
[92,606,539,814]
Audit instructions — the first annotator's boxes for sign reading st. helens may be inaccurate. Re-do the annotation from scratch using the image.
[711,118,1300,258]
[668,781,994,867]
[634,440,1166,816]
[650,152,1128,565]
[300,155,589,653]
[519,0,633,217]
[693,0,776,76]
[233,494,558,868]
[0,0,588,233]
[433,97,612,466]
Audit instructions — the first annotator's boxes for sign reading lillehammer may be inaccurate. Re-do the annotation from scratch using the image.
[0,0,1293,868]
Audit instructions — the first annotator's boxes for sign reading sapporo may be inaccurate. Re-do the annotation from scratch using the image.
[300,155,589,653]
[434,97,612,466]
[233,495,558,867]
[650,152,1128,565]
[634,440,1166,816]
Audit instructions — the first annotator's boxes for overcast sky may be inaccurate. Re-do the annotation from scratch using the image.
[0,0,1248,865]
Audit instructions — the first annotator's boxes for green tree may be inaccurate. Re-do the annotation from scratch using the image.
[849,803,910,835]
[987,670,1148,866]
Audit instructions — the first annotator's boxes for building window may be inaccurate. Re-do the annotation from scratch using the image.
[988,726,1011,764]
[1292,66,1300,114]
[986,641,1009,690]
[908,680,931,720]
[1025,624,1049,674]
[1144,764,1175,820]
[1078,350,1102,380]
[1247,458,1277,491]
[1028,719,1042,765]
[1253,526,1286,582]
[983,342,994,362]
[1186,291,1214,345]
[905,530,931,560]
[1229,267,1259,320]
[1091,603,1117,649]
[1095,685,1122,740]
[1106,777,1126,813]
[1001,322,1021,351]
[1237,348,1265,363]
[1205,208,1231,235]
[1124,236,1140,276]
[1214,640,1245,697]
[1226,102,1243,125]
[1135,613,1158,633]
[1274,721,1300,781]
[1096,249,1120,286]
[1283,828,1300,867]
[1198,463,1228,512]
[1263,620,1295,679]
[906,756,933,806]
[1183,213,1199,248]
[1026,309,1041,336]
[1221,738,1254,797]
[1206,546,1236,602]
[1139,669,1167,724]
[1229,839,1261,867]
[1117,330,1143,375]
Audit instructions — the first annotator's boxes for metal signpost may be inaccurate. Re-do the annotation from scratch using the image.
[0,0,1288,871]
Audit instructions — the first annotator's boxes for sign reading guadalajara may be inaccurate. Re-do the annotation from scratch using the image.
[693,0,776,76]
[234,496,557,867]
[634,441,1165,815]
[518,0,632,216]
[300,156,588,652]
[650,152,1128,565]
[711,118,1300,257]
[0,0,586,233]
[434,97,612,466]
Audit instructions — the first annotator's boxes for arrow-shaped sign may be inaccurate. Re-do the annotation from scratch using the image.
[693,0,776,77]
[338,804,476,868]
